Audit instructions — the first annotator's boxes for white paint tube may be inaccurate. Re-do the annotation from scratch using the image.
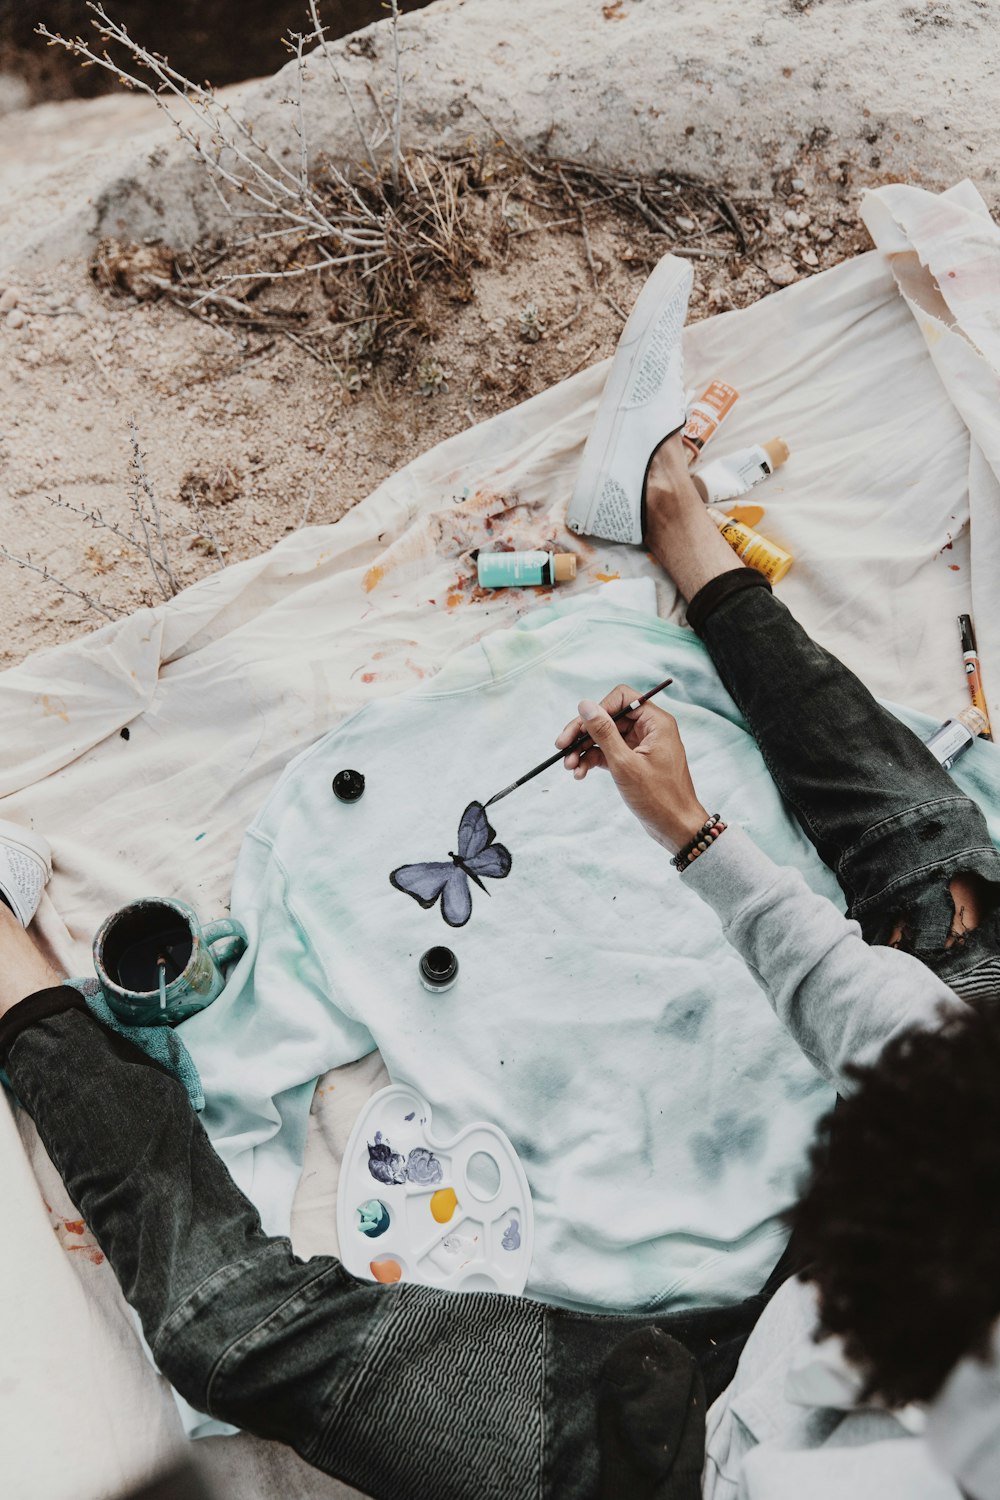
[691,438,790,506]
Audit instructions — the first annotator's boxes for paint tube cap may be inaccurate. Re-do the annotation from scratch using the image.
[958,705,989,738]
[763,438,790,471]
[552,553,577,582]
[333,769,366,802]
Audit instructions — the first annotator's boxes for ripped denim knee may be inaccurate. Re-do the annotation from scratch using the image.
[851,857,1000,1012]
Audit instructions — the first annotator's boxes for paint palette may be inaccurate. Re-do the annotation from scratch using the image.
[337,1084,534,1296]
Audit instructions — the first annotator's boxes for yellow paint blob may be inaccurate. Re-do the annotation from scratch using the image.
[594,571,621,582]
[725,503,765,529]
[363,564,385,593]
[430,1188,458,1223]
[370,1257,403,1284]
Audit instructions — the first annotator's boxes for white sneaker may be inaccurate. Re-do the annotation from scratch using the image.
[0,820,52,928]
[567,253,693,545]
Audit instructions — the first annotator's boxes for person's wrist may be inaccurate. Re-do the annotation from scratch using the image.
[654,802,711,855]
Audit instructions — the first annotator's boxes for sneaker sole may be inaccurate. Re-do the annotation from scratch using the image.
[568,254,693,538]
[0,819,53,878]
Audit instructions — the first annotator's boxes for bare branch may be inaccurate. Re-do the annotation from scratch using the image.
[306,0,377,169]
[389,0,402,197]
[128,419,180,599]
[0,545,120,621]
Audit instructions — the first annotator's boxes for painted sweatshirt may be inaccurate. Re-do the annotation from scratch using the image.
[179,593,999,1326]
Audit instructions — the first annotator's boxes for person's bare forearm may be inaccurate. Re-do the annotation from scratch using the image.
[0,903,65,1020]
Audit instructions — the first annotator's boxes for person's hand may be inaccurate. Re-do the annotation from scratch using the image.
[555,685,710,854]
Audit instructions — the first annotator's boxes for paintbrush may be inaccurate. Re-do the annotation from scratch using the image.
[483,677,674,808]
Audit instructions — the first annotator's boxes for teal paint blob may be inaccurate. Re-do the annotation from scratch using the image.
[357,1199,391,1238]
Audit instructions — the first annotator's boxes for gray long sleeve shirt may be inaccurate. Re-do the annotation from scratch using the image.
[684,822,963,1090]
[684,825,996,1500]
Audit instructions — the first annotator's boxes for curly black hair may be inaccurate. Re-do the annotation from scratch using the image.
[786,1002,1000,1409]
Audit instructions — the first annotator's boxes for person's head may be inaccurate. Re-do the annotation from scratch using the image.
[787,1003,1000,1409]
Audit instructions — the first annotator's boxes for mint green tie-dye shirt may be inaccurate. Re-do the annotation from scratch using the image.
[183,595,846,1313]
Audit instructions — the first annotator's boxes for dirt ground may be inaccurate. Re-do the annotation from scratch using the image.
[0,141,873,671]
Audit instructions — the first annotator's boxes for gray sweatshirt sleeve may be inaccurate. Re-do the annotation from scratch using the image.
[683,823,964,1093]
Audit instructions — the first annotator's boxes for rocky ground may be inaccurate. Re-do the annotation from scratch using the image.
[0,140,875,669]
[1,0,996,669]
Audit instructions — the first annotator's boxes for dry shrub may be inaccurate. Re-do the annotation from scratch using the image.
[90,240,177,300]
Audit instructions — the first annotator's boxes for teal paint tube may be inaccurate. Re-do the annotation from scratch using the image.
[476,550,577,588]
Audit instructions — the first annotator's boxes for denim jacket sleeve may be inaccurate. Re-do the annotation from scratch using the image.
[682,823,965,1092]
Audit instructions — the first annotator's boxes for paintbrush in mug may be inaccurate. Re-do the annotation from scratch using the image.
[483,677,674,808]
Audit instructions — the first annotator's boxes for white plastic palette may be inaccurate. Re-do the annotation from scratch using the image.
[337,1084,534,1295]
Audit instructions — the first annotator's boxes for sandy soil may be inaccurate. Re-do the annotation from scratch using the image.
[0,143,872,670]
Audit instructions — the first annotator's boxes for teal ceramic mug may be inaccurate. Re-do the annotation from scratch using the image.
[93,897,248,1027]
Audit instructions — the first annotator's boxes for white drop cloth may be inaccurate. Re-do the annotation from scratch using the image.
[2,180,999,1500]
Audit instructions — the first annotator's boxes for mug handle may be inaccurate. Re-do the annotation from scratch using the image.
[202,917,248,971]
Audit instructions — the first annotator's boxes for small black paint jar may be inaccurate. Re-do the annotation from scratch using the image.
[332,769,365,802]
[419,946,459,993]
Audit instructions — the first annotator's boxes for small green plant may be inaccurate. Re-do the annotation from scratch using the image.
[518,302,545,343]
[415,357,449,398]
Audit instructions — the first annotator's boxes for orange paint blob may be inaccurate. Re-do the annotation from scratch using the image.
[363,565,385,593]
[594,572,621,582]
[446,592,464,608]
[63,1220,85,1235]
[430,1188,458,1223]
[726,503,765,528]
[370,1258,403,1284]
[949,564,961,571]
[361,672,377,683]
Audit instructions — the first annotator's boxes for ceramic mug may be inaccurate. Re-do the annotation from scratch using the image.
[93,896,248,1026]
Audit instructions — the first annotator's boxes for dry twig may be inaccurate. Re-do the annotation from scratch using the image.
[0,546,120,620]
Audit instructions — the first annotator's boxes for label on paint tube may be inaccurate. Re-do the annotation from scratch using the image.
[924,718,975,770]
[682,380,740,462]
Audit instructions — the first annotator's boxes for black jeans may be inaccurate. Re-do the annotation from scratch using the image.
[4,571,999,1500]
[688,569,1000,990]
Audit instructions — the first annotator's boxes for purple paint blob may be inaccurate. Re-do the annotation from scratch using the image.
[367,1131,406,1186]
[405,1146,443,1185]
[501,1218,521,1252]
[404,1111,415,1121]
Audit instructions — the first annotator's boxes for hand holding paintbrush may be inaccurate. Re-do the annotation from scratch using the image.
[484,677,714,857]
[484,678,673,808]
[554,681,712,856]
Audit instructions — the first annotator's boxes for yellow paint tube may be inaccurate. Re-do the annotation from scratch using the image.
[707,508,794,583]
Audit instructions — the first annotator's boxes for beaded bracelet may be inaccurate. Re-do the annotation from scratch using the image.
[671,814,727,872]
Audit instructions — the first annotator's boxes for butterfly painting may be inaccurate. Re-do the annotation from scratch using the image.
[390,801,512,927]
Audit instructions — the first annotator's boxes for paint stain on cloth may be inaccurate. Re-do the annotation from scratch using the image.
[44,1203,105,1265]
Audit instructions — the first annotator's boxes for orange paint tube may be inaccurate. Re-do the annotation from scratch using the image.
[682,380,740,465]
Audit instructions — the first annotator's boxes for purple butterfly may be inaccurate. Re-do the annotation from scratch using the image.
[390,801,512,927]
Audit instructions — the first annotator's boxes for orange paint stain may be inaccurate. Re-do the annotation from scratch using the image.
[361,672,377,683]
[446,592,464,608]
[949,564,961,571]
[370,1258,403,1284]
[38,694,70,723]
[594,572,620,583]
[363,565,386,593]
[63,1219,85,1236]
[726,503,765,528]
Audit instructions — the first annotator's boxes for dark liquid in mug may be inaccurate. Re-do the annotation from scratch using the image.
[115,929,193,993]
[102,903,194,995]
